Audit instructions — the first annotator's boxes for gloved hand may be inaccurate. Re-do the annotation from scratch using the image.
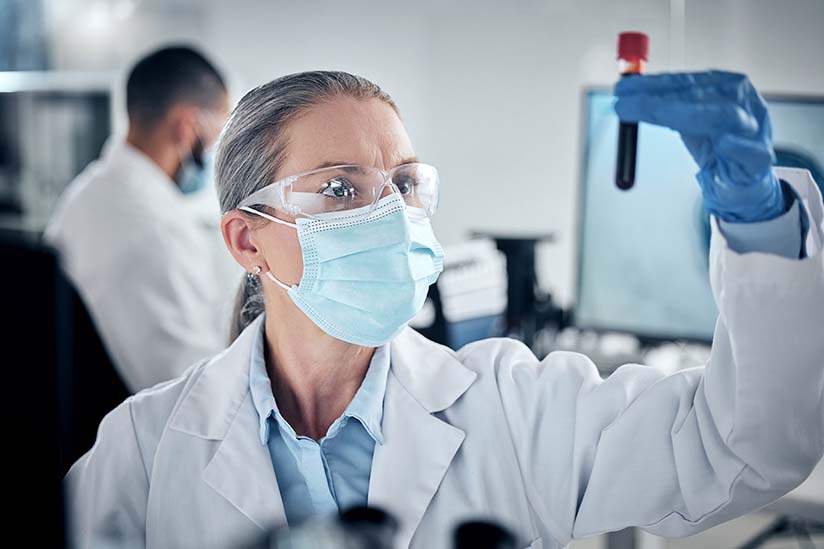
[614,70,786,223]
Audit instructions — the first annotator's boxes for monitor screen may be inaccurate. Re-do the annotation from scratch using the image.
[575,90,824,342]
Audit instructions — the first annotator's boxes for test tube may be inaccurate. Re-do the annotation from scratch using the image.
[615,31,649,190]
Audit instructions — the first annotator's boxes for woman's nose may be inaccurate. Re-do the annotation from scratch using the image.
[379,183,399,199]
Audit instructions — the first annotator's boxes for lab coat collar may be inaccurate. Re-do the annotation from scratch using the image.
[168,314,478,539]
[169,314,477,441]
[387,325,478,413]
[103,136,185,204]
[168,314,263,440]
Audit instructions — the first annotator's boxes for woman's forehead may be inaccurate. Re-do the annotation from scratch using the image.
[280,96,415,174]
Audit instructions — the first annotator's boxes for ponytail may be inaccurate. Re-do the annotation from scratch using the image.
[229,273,265,342]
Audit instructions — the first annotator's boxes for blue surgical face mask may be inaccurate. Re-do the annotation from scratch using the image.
[177,140,215,195]
[245,193,444,347]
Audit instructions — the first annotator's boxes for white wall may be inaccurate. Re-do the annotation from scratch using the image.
[44,0,824,307]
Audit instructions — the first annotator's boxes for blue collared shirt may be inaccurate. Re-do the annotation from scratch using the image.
[249,322,390,526]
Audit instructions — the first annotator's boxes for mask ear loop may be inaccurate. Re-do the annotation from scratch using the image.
[238,206,296,291]
[265,271,291,291]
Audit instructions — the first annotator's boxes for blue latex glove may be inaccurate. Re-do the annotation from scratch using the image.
[614,70,785,223]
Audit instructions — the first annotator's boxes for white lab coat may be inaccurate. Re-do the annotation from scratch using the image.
[65,168,824,549]
[46,138,238,392]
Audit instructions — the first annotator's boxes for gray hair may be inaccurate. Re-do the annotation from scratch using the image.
[215,70,398,341]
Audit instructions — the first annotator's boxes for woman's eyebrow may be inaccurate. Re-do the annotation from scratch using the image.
[310,161,354,171]
[395,156,420,167]
[310,157,420,171]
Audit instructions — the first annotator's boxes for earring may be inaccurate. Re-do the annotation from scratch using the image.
[252,265,262,275]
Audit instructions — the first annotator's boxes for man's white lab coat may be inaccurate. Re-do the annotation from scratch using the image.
[46,138,237,392]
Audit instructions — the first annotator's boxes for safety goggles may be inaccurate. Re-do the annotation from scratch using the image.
[237,162,440,219]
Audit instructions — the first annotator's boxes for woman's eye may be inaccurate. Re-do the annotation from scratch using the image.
[394,175,418,195]
[319,178,356,199]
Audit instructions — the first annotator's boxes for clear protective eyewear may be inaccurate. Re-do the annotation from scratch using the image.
[237,162,440,219]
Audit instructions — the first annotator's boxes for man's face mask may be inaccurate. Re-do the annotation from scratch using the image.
[176,111,223,195]
[176,136,215,195]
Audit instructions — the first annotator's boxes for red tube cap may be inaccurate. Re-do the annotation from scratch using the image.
[617,32,649,61]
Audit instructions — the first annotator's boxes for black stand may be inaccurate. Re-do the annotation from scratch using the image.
[737,516,824,549]
[471,232,565,349]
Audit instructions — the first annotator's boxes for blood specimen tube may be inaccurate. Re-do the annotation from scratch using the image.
[615,31,649,190]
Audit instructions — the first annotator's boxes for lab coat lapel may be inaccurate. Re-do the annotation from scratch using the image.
[169,314,286,532]
[369,328,477,547]
[202,393,286,531]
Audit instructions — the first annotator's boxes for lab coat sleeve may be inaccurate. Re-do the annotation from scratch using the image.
[87,223,226,392]
[486,168,824,543]
[718,181,804,257]
[65,400,148,548]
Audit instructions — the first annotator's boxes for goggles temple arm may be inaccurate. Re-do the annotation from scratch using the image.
[238,206,298,228]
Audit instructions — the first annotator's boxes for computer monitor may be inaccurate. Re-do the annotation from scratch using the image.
[574,90,824,342]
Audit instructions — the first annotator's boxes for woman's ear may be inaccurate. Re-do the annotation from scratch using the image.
[221,211,268,274]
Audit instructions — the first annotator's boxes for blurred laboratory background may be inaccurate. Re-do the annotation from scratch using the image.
[1,0,822,548]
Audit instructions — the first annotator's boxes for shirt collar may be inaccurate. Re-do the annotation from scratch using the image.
[248,317,390,447]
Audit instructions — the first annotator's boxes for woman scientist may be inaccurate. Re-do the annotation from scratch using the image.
[66,70,824,549]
